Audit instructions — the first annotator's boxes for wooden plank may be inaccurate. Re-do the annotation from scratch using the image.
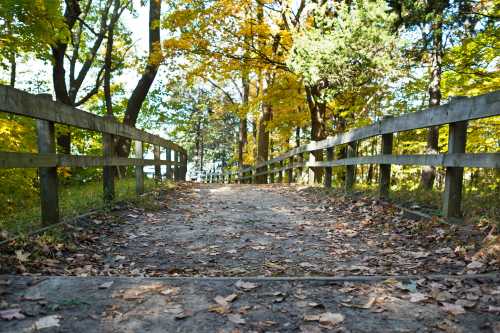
[135,141,144,195]
[0,152,181,168]
[0,85,185,152]
[36,113,59,226]
[165,148,172,179]
[345,141,357,191]
[102,127,115,202]
[278,160,283,183]
[154,145,161,182]
[174,150,180,181]
[443,121,468,219]
[306,153,500,168]
[379,132,393,199]
[324,147,334,188]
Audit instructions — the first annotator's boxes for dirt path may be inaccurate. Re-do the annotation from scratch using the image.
[1,183,499,332]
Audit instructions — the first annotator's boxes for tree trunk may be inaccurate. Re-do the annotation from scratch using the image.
[295,127,300,147]
[238,74,249,167]
[9,53,16,88]
[116,0,162,157]
[256,103,272,183]
[420,12,443,190]
[305,85,327,183]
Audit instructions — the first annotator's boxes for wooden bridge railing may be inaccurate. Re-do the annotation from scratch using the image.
[204,91,500,219]
[0,85,187,226]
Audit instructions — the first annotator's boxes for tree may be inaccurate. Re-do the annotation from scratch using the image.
[288,0,401,181]
[116,0,162,157]
[0,0,68,87]
[50,0,129,153]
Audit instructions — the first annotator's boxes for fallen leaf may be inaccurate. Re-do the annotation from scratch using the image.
[208,305,230,314]
[33,315,61,330]
[488,306,500,313]
[466,261,483,270]
[441,302,465,316]
[305,312,344,326]
[409,292,428,303]
[160,287,181,296]
[319,312,345,326]
[0,308,25,320]
[15,250,30,263]
[235,280,259,291]
[99,281,114,289]
[214,293,238,307]
[227,313,246,324]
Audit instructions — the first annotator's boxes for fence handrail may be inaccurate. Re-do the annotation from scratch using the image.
[0,85,185,154]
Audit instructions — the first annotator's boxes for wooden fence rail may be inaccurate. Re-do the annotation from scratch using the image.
[0,85,188,226]
[203,91,500,220]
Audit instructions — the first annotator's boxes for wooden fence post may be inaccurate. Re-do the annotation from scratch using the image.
[135,141,144,195]
[181,152,187,180]
[443,120,468,219]
[154,144,161,182]
[174,150,180,181]
[102,115,115,203]
[36,94,59,225]
[308,151,316,185]
[297,152,304,183]
[165,148,172,180]
[278,160,283,183]
[345,141,357,191]
[324,147,334,188]
[379,132,393,199]
[287,156,293,184]
[268,164,274,184]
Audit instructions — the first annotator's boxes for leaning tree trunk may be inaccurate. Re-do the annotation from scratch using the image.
[420,12,443,190]
[115,0,161,158]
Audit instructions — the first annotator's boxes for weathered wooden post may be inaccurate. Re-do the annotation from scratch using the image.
[36,94,59,226]
[251,167,256,184]
[379,131,393,199]
[308,151,318,185]
[345,141,357,191]
[165,147,172,180]
[102,115,115,202]
[174,150,180,181]
[135,141,144,195]
[154,144,162,182]
[278,160,283,183]
[181,152,187,180]
[287,156,293,184]
[443,120,467,219]
[270,163,275,183]
[324,147,334,188]
[296,152,304,183]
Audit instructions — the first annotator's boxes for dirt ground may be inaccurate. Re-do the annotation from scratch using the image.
[1,183,499,332]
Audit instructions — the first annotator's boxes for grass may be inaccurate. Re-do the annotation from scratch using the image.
[0,176,173,237]
[317,181,499,228]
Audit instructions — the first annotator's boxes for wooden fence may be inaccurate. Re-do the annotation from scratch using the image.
[204,91,500,219]
[0,85,187,226]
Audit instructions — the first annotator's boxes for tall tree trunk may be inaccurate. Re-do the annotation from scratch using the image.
[305,85,327,183]
[420,11,443,190]
[104,1,119,116]
[239,74,249,167]
[9,53,16,88]
[295,126,301,147]
[256,103,272,183]
[116,0,162,157]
